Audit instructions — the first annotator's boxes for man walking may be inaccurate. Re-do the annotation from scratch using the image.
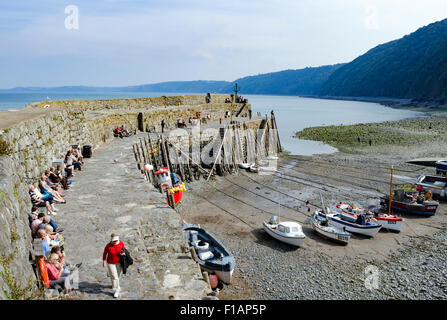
[103,233,126,298]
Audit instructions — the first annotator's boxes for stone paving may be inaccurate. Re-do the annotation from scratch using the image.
[55,133,209,299]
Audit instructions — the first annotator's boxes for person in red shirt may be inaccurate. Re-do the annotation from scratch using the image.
[103,233,125,298]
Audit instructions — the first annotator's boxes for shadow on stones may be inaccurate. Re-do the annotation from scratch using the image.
[77,282,112,297]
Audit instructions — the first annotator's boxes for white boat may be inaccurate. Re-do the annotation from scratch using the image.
[326,212,382,238]
[249,164,259,173]
[311,211,351,245]
[262,216,306,247]
[238,162,254,170]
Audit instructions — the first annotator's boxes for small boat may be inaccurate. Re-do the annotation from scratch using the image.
[249,164,259,173]
[381,190,438,216]
[262,216,306,247]
[326,212,382,238]
[155,168,184,207]
[238,162,254,170]
[311,211,351,245]
[337,203,403,232]
[182,222,235,284]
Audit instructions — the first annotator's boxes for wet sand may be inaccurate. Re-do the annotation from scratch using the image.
[176,118,447,300]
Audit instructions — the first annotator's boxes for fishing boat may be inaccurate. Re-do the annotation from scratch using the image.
[311,211,351,245]
[337,203,403,232]
[182,222,235,284]
[155,167,184,207]
[326,212,382,237]
[262,216,306,247]
[381,190,438,216]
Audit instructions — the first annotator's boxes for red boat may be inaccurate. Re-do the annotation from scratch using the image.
[336,203,403,232]
[154,167,185,208]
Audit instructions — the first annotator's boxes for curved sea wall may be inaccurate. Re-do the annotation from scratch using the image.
[0,94,250,299]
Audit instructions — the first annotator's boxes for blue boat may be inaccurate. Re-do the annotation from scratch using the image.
[436,160,447,175]
[182,222,235,284]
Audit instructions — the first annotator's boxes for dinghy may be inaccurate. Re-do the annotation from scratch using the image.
[326,212,382,238]
[311,211,351,245]
[182,223,235,284]
[262,216,306,247]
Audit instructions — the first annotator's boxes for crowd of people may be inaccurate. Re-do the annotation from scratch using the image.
[28,145,84,294]
[113,125,136,138]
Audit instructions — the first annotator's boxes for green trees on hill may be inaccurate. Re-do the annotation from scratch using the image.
[320,19,447,100]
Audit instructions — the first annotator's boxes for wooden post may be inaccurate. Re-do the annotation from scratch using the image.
[139,139,151,182]
[206,128,228,181]
[388,166,394,215]
[271,111,282,152]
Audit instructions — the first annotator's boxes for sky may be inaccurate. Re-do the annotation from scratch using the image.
[0,0,447,88]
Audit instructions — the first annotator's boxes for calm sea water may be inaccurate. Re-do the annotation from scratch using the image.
[245,94,426,156]
[0,92,425,156]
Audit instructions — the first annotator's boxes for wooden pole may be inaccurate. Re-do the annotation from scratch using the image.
[388,166,394,215]
[206,128,228,181]
[167,138,210,175]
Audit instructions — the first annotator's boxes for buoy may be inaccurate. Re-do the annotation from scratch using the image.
[209,273,219,289]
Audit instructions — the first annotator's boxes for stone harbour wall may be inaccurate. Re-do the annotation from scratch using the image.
[0,94,250,299]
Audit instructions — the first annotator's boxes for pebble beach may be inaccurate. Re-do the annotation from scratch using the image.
[179,114,447,300]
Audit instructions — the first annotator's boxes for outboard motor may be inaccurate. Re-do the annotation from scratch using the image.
[269,216,279,224]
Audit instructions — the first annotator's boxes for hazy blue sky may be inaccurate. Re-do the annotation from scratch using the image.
[1,0,447,88]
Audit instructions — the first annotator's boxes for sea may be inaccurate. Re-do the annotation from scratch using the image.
[0,92,426,156]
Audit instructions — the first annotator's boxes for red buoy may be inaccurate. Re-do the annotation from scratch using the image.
[209,273,219,289]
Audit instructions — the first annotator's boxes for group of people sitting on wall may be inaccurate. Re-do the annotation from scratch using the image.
[235,95,247,104]
[113,124,136,138]
[28,145,84,294]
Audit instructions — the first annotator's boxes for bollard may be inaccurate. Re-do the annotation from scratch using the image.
[189,246,198,262]
[202,271,212,289]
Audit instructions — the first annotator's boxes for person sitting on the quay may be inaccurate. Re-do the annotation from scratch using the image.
[50,166,70,190]
[37,214,63,234]
[75,146,84,165]
[51,246,82,274]
[44,170,63,194]
[46,253,73,294]
[36,229,52,258]
[31,213,46,237]
[39,175,66,203]
[43,225,64,248]
[29,184,58,215]
[69,150,82,171]
[65,151,76,176]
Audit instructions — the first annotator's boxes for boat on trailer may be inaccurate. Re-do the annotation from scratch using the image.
[182,222,235,284]
[262,216,306,247]
[311,211,351,245]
